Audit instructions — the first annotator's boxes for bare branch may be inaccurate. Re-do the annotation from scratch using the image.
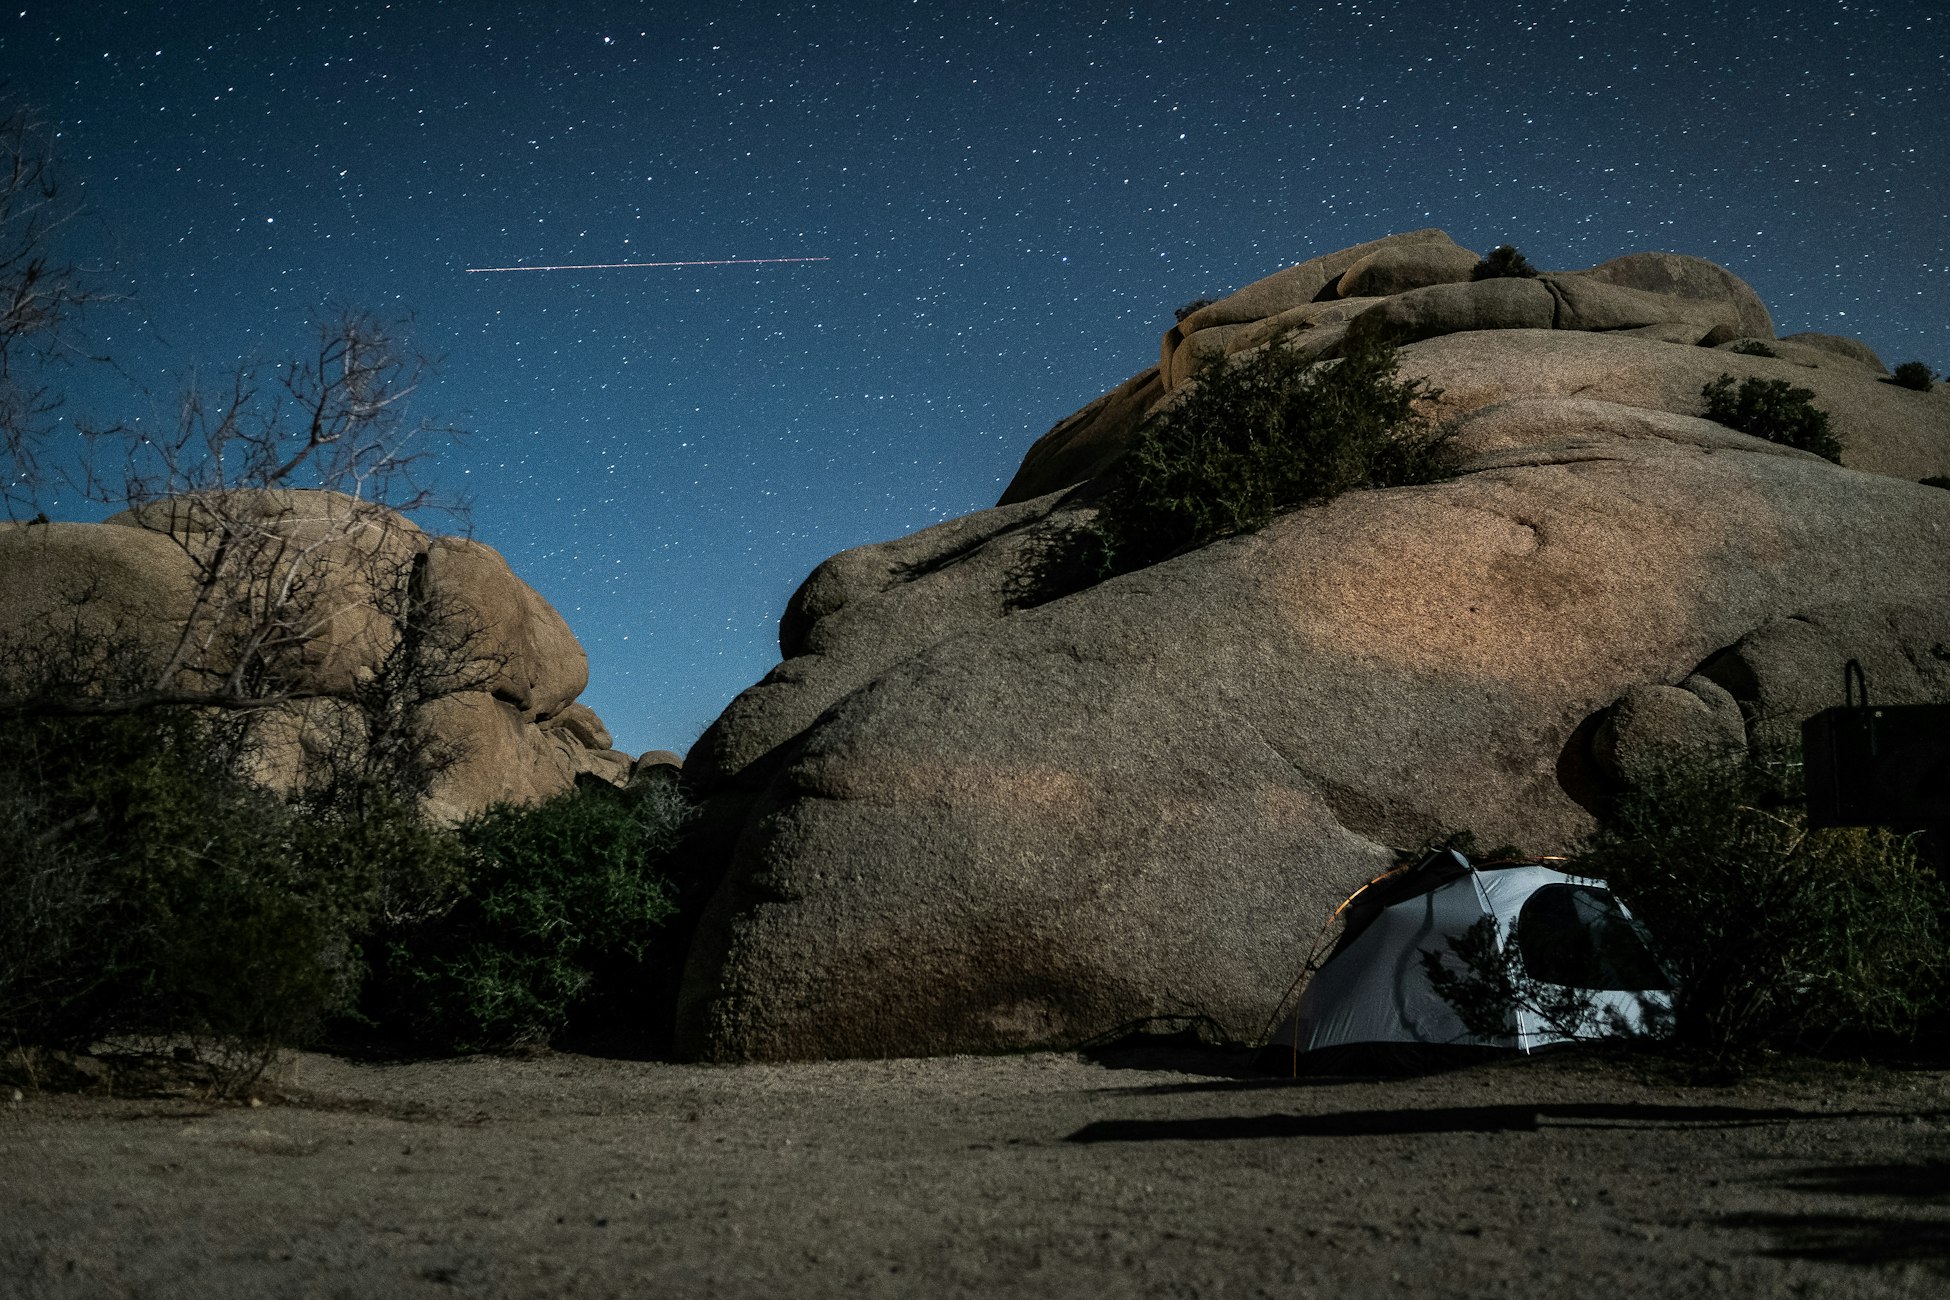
[63,309,469,714]
[0,97,116,519]
[0,106,486,814]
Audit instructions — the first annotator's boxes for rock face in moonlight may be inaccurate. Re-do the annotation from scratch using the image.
[0,490,630,822]
[678,231,1950,1062]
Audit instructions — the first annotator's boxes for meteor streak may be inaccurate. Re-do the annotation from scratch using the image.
[465,256,830,273]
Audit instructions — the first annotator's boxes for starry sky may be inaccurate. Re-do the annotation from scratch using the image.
[7,0,1945,756]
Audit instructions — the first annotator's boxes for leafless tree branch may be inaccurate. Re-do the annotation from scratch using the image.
[68,309,470,712]
[0,105,488,810]
[0,97,117,519]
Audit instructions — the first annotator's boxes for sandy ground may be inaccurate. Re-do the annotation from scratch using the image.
[4,1045,1949,1299]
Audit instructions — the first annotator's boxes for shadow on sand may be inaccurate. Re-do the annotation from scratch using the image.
[1065,1102,1912,1144]
[1721,1158,1950,1273]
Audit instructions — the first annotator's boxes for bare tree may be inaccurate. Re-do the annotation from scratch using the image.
[0,97,103,518]
[78,309,468,709]
[0,109,515,1082]
[3,311,478,723]
[0,104,492,811]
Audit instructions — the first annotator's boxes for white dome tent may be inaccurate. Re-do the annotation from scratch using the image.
[1265,848,1674,1073]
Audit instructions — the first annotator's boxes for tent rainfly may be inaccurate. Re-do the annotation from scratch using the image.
[1266,849,1674,1071]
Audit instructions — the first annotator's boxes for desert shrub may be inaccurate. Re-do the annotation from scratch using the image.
[1700,373,1842,463]
[1727,340,1779,358]
[1891,361,1937,391]
[1421,914,1671,1045]
[1577,752,1950,1073]
[1075,333,1450,578]
[1470,245,1539,280]
[360,779,689,1053]
[1173,298,1215,323]
[0,619,476,1092]
[0,699,416,1091]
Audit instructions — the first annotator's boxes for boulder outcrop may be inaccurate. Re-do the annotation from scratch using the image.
[1335,241,1482,299]
[1590,677,1747,787]
[1157,229,1472,404]
[1005,235,1915,506]
[1779,331,1888,373]
[1341,277,1555,348]
[679,233,1950,1062]
[0,491,628,821]
[1571,250,1775,339]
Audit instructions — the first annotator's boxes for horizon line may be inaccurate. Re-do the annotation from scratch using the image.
[465,256,832,273]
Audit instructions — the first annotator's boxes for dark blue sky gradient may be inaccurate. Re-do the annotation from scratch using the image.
[9,1,1946,753]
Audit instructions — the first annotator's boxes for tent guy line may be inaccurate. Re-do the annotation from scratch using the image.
[464,256,832,273]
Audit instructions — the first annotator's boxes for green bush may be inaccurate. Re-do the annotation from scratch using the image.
[1891,361,1937,392]
[1420,915,1659,1044]
[1578,752,1949,1073]
[1727,340,1779,358]
[1700,373,1842,463]
[0,697,415,1092]
[1470,245,1539,280]
[1173,298,1214,323]
[359,780,689,1053]
[0,621,479,1092]
[1077,333,1451,577]
[0,627,693,1074]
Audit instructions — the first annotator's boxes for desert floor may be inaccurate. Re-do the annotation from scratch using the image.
[4,1043,1948,1299]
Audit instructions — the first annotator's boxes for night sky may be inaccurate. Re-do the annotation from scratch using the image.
[8,1,1945,756]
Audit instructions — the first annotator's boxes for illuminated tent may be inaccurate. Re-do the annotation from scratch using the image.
[1264,848,1673,1072]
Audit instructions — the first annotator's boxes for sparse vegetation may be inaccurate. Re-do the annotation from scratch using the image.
[1,99,109,520]
[1728,340,1779,358]
[0,648,695,1088]
[1071,332,1451,579]
[1470,245,1539,280]
[1891,361,1937,392]
[1173,298,1215,323]
[1700,373,1842,463]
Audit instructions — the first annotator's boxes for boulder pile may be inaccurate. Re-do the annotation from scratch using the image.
[675,231,1950,1063]
[0,489,631,821]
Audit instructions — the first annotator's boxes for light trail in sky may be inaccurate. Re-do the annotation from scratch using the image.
[465,256,831,273]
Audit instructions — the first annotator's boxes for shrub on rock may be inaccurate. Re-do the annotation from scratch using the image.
[1470,245,1539,280]
[1700,373,1842,464]
[1891,361,1937,392]
[1082,333,1451,576]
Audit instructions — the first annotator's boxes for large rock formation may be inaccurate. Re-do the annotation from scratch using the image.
[0,490,628,821]
[679,232,1950,1062]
